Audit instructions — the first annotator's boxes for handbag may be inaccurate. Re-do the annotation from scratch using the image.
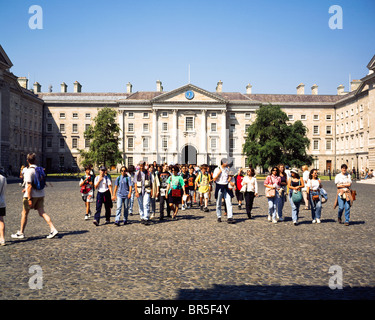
[266,188,275,198]
[351,189,356,201]
[240,184,247,193]
[312,194,320,201]
[292,190,303,203]
[171,189,182,197]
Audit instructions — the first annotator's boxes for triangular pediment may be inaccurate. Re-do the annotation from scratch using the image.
[0,45,13,69]
[151,84,228,103]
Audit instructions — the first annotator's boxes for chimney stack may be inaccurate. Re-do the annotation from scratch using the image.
[61,82,68,93]
[296,83,305,95]
[18,77,28,89]
[126,82,133,93]
[350,79,361,92]
[337,84,345,95]
[311,84,318,95]
[156,80,163,92]
[33,82,41,93]
[73,81,82,93]
[216,80,223,93]
[246,83,252,95]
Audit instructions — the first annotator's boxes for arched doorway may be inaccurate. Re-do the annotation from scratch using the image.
[181,144,197,165]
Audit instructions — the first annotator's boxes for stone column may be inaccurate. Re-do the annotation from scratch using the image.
[221,110,228,157]
[200,109,207,163]
[152,109,158,158]
[173,109,178,162]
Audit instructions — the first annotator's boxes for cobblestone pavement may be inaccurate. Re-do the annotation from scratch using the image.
[1,179,375,300]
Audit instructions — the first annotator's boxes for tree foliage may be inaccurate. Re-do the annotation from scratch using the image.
[243,104,313,171]
[79,107,123,168]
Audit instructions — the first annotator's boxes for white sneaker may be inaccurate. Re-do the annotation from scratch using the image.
[272,219,278,223]
[0,239,5,246]
[85,215,89,220]
[182,206,186,211]
[268,215,272,221]
[316,219,321,224]
[312,219,316,224]
[11,231,25,239]
[46,229,58,239]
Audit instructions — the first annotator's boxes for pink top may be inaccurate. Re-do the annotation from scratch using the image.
[264,175,281,188]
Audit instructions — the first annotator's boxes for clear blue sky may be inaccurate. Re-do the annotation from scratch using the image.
[1,0,374,94]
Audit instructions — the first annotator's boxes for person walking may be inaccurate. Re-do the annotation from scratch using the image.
[79,166,95,220]
[213,159,235,224]
[166,165,186,219]
[127,165,136,216]
[195,164,211,212]
[334,164,353,226]
[158,164,171,220]
[287,168,305,225]
[0,172,7,246]
[264,167,281,223]
[277,164,288,222]
[306,169,323,224]
[186,166,197,209]
[148,164,160,219]
[11,153,58,239]
[112,166,132,226]
[301,165,310,210]
[134,161,154,225]
[241,168,258,219]
[234,168,244,210]
[92,166,113,226]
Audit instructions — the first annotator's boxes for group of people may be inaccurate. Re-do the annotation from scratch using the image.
[0,153,357,246]
[264,163,354,226]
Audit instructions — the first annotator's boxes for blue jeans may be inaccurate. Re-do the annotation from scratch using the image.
[268,193,279,220]
[309,192,322,220]
[129,191,135,214]
[289,192,301,222]
[216,187,233,218]
[337,195,350,223]
[138,192,151,220]
[277,191,286,219]
[115,196,130,223]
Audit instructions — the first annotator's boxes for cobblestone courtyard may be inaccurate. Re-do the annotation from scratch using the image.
[1,179,375,300]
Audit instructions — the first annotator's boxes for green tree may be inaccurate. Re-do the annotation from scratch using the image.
[79,107,123,168]
[243,104,313,171]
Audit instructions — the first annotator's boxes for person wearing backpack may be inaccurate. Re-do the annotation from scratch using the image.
[79,166,94,220]
[112,166,132,226]
[11,153,58,239]
[195,165,210,212]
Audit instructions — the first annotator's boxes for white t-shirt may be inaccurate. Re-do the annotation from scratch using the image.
[213,166,229,185]
[95,175,112,193]
[23,165,45,198]
[335,173,352,191]
[307,179,321,191]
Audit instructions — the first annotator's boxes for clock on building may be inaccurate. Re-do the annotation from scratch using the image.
[185,90,194,100]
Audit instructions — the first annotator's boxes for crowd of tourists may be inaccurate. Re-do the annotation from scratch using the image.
[0,154,357,246]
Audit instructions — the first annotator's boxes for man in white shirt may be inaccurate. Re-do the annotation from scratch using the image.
[11,153,58,239]
[213,159,234,223]
[93,166,113,226]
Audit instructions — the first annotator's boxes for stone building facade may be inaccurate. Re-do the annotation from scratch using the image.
[1,44,374,174]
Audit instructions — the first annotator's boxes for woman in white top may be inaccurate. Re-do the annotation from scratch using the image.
[241,168,258,219]
[306,169,322,224]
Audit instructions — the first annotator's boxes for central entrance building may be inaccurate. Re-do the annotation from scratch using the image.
[181,144,197,165]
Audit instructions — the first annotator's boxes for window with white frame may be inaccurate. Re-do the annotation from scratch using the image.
[288,114,294,121]
[326,126,332,135]
[59,124,65,133]
[85,139,90,148]
[128,137,134,150]
[162,122,168,132]
[128,123,134,132]
[313,115,319,121]
[185,116,194,131]
[211,138,217,150]
[313,140,319,150]
[301,114,307,120]
[326,139,332,150]
[143,123,149,133]
[211,112,217,118]
[59,112,66,119]
[128,112,134,118]
[326,114,332,121]
[161,111,168,118]
[313,125,319,135]
[85,113,91,119]
[73,113,78,119]
[211,123,217,132]
[72,124,78,133]
[162,137,168,149]
[245,112,251,119]
[143,137,149,150]
[128,157,133,166]
[72,138,78,149]
[143,112,149,119]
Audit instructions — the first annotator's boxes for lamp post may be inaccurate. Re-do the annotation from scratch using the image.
[356,153,359,180]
